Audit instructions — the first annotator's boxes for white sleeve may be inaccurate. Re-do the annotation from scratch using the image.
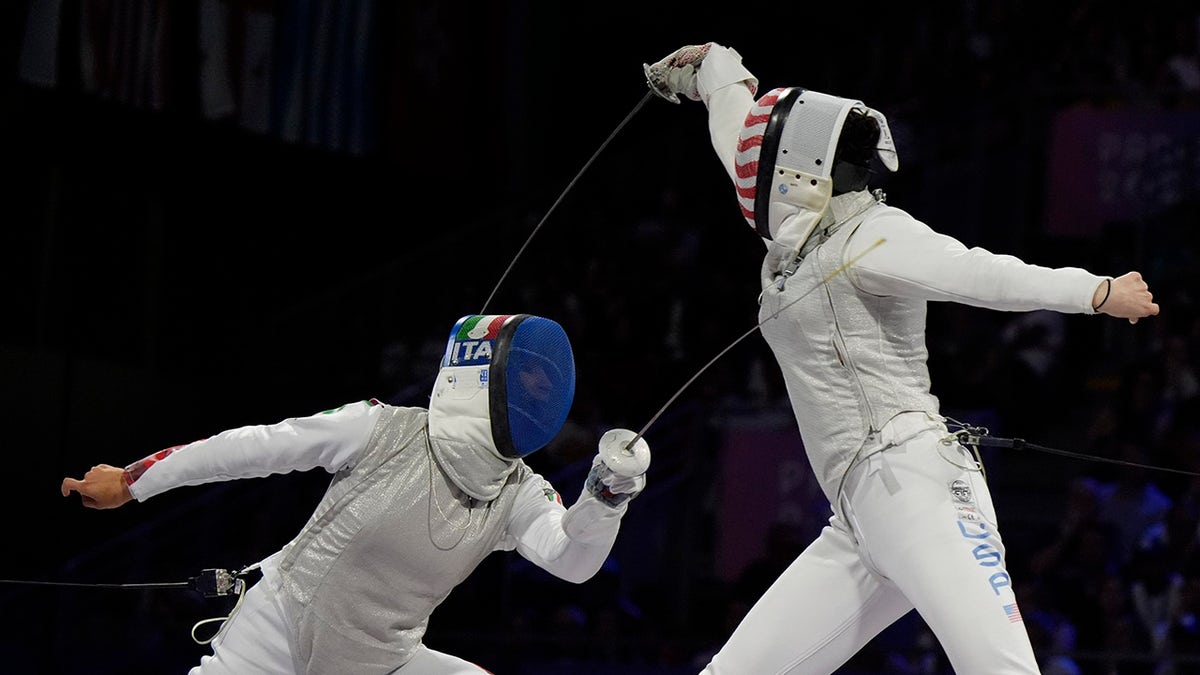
[126,400,384,501]
[498,473,626,584]
[697,45,758,187]
[845,212,1105,314]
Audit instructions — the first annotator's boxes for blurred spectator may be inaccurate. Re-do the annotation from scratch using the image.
[1129,536,1186,659]
[1086,450,1175,565]
[1017,582,1082,675]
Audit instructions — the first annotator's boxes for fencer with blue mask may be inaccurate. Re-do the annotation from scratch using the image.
[645,42,1158,675]
[61,313,651,675]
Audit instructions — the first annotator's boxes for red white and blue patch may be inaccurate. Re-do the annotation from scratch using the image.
[1003,602,1023,624]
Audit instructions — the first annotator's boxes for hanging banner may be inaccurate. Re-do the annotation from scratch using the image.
[715,420,829,581]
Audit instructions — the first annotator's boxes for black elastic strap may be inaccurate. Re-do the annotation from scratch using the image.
[1093,278,1112,311]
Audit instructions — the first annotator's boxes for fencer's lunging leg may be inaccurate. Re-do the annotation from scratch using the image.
[702,518,913,675]
[843,432,1041,673]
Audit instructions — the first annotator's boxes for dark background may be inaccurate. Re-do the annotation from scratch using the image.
[4,1,1200,673]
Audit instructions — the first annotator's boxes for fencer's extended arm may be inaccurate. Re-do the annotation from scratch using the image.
[84,400,381,504]
[844,214,1111,314]
[502,475,634,584]
[696,45,759,186]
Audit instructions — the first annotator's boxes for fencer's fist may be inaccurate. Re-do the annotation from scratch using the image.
[644,43,714,103]
[586,455,646,508]
[1093,272,1159,324]
[586,429,651,507]
[61,464,133,509]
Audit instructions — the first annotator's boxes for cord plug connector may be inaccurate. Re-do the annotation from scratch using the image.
[189,569,241,598]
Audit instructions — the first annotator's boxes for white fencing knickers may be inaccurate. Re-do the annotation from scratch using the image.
[191,578,493,674]
[702,427,1041,674]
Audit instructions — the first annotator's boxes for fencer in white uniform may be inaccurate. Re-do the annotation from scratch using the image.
[645,43,1159,674]
[61,313,651,675]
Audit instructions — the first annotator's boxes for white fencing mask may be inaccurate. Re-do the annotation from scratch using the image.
[734,87,898,253]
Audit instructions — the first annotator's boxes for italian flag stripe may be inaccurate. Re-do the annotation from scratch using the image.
[455,315,511,341]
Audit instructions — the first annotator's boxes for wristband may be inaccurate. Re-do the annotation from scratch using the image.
[1093,278,1112,311]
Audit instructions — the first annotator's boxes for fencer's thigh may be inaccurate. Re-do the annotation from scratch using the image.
[702,519,914,675]
[843,431,1040,674]
[190,582,296,674]
[391,645,493,674]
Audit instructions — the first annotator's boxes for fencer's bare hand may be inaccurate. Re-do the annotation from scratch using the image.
[61,464,133,509]
[1094,272,1159,324]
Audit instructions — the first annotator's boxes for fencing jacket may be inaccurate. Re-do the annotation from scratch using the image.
[757,192,1105,503]
[125,400,626,674]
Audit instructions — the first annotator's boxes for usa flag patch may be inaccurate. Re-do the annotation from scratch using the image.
[1003,603,1023,624]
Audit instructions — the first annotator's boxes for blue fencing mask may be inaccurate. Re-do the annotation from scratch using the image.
[429,314,576,459]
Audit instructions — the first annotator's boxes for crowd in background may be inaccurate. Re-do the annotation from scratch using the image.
[7,1,1200,673]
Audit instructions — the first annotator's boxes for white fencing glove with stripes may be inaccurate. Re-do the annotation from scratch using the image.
[644,43,714,103]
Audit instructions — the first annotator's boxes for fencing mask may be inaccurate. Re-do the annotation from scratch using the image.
[429,314,575,459]
[734,87,899,253]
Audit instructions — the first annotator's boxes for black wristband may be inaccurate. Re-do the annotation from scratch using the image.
[1093,278,1112,311]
